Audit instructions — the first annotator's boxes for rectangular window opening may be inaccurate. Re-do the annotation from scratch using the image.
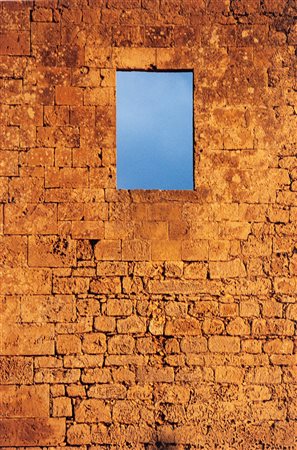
[116,70,194,191]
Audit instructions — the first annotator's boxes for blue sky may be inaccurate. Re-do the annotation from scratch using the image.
[116,71,193,190]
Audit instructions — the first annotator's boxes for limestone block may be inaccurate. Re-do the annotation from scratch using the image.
[1,324,55,355]
[75,399,111,423]
[0,385,49,417]
[0,268,52,295]
[28,235,76,267]
[0,418,65,446]
[0,356,33,384]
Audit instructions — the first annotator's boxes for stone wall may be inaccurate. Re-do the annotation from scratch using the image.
[0,0,297,448]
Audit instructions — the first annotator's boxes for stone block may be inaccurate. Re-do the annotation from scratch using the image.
[180,337,207,353]
[148,279,221,295]
[151,240,181,261]
[122,240,151,261]
[112,48,156,69]
[31,7,53,21]
[0,150,18,176]
[136,367,174,383]
[90,277,121,294]
[53,276,89,294]
[0,268,52,294]
[245,367,282,384]
[154,384,190,404]
[88,383,127,399]
[0,385,49,417]
[165,318,202,336]
[202,318,225,335]
[0,356,33,384]
[208,336,240,353]
[94,316,116,332]
[31,22,60,45]
[94,239,121,260]
[97,261,128,276]
[215,366,245,384]
[0,418,65,446]
[1,324,55,355]
[241,339,262,354]
[64,354,103,368]
[0,31,30,55]
[184,262,207,279]
[117,316,146,334]
[10,176,44,203]
[82,333,107,354]
[113,400,140,424]
[181,240,209,261]
[67,423,91,445]
[72,220,105,240]
[28,235,76,267]
[81,367,112,384]
[34,368,81,384]
[21,295,75,323]
[52,397,72,417]
[226,317,250,335]
[56,86,83,105]
[263,339,294,354]
[4,203,58,235]
[252,319,295,336]
[209,259,246,279]
[75,399,111,423]
[0,236,27,267]
[108,335,135,354]
[56,334,81,354]
[106,299,133,316]
[0,295,21,323]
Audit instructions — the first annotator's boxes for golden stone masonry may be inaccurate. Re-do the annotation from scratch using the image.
[0,0,297,448]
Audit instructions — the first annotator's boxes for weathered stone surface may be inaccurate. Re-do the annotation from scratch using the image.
[52,396,72,417]
[82,333,107,354]
[1,324,55,355]
[165,318,201,336]
[0,295,21,323]
[209,336,241,353]
[0,269,52,294]
[0,357,33,384]
[90,277,121,294]
[1,1,297,448]
[108,335,135,354]
[209,259,246,279]
[0,236,27,267]
[56,334,81,354]
[88,383,127,399]
[0,418,65,446]
[28,235,76,267]
[4,203,58,235]
[75,399,111,423]
[21,295,75,323]
[117,316,146,334]
[0,150,19,176]
[34,368,81,384]
[67,423,91,445]
[0,385,49,417]
[136,367,174,383]
[0,32,30,56]
[106,299,133,316]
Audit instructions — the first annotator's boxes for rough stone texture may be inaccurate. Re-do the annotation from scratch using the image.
[0,0,297,448]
